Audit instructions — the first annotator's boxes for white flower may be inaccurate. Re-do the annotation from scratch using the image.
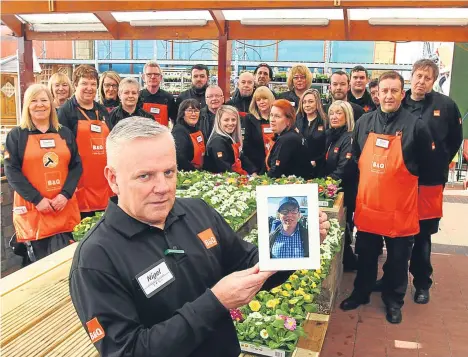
[263,316,272,322]
[260,329,269,339]
[255,321,263,326]
[248,312,263,319]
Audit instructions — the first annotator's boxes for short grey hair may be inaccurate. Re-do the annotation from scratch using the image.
[118,77,140,95]
[143,60,161,75]
[412,59,439,81]
[106,117,172,166]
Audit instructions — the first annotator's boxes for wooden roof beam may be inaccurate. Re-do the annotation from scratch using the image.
[94,12,119,39]
[209,10,226,35]
[1,14,24,37]
[343,9,350,40]
[2,0,467,15]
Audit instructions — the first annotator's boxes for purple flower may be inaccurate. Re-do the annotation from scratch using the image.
[284,317,297,331]
[230,308,244,322]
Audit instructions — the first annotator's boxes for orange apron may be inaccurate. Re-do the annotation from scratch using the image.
[231,142,248,175]
[13,133,80,242]
[189,131,205,169]
[142,103,169,126]
[355,132,419,238]
[76,108,112,212]
[418,185,443,220]
[261,124,275,156]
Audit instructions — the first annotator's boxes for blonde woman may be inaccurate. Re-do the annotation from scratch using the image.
[205,105,253,175]
[297,89,328,178]
[243,86,276,173]
[98,71,121,112]
[4,84,82,263]
[278,65,313,108]
[325,100,358,270]
[48,72,73,110]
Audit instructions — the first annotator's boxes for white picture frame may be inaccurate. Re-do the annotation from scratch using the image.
[256,184,320,271]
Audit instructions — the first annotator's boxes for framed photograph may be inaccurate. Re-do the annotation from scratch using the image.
[256,184,320,271]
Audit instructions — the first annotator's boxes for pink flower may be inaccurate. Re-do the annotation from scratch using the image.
[230,309,244,322]
[284,317,297,331]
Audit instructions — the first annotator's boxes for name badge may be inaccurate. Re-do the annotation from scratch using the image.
[40,139,55,148]
[433,110,440,117]
[263,127,273,134]
[136,259,175,298]
[150,107,160,114]
[13,206,27,214]
[196,135,203,143]
[90,124,102,133]
[376,138,389,149]
[318,126,324,132]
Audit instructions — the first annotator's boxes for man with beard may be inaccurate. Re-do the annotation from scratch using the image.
[139,61,177,126]
[227,72,255,117]
[176,64,210,113]
[269,197,309,259]
[199,85,224,140]
[254,63,277,98]
[369,79,380,108]
[348,65,376,113]
[326,71,365,122]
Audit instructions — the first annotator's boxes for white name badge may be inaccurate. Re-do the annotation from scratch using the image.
[40,139,55,148]
[289,101,296,107]
[90,124,102,133]
[196,135,203,143]
[136,259,175,298]
[263,127,273,134]
[376,138,389,149]
[13,206,27,214]
[150,107,160,114]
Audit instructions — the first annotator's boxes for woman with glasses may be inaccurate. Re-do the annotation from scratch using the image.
[172,99,205,172]
[243,86,276,174]
[278,65,313,108]
[325,100,358,270]
[296,89,328,178]
[98,71,121,113]
[107,78,153,130]
[58,65,112,219]
[205,105,253,175]
[48,72,73,111]
[266,99,309,179]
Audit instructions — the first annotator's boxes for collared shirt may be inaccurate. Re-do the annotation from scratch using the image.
[70,196,290,357]
[271,224,304,259]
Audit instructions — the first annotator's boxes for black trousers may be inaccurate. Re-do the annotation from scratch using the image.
[409,219,440,290]
[353,231,414,308]
[343,204,357,266]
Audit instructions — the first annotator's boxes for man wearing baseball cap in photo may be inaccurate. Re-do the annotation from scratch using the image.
[254,63,278,98]
[269,197,309,259]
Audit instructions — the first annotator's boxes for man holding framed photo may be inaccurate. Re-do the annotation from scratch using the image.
[269,197,309,259]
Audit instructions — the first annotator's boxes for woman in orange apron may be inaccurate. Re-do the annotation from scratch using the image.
[266,100,309,179]
[172,99,205,171]
[4,84,82,264]
[98,71,121,113]
[243,87,276,175]
[204,105,254,175]
[339,72,434,324]
[296,89,328,178]
[58,65,112,219]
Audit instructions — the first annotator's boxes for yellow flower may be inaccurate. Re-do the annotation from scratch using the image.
[284,283,292,291]
[271,287,282,294]
[304,294,312,302]
[312,282,317,289]
[289,274,299,281]
[281,291,290,297]
[316,269,322,274]
[300,280,307,287]
[300,270,308,275]
[294,288,305,297]
[314,272,321,279]
[249,300,261,312]
[290,308,295,312]
[266,299,280,309]
[226,178,237,184]
[289,298,299,305]
[262,180,269,185]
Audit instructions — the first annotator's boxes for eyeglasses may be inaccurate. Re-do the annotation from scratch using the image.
[103,83,118,89]
[145,73,162,78]
[206,94,223,99]
[185,109,200,114]
[293,75,306,81]
[279,208,299,215]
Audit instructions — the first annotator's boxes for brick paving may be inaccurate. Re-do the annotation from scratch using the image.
[321,253,468,357]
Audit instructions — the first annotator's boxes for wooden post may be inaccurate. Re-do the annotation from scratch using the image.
[17,34,35,107]
[217,33,232,99]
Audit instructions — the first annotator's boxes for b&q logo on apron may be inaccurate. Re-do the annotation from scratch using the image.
[43,152,59,168]
[91,138,105,155]
[371,154,388,174]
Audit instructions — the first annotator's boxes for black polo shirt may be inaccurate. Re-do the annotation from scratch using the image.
[70,196,289,357]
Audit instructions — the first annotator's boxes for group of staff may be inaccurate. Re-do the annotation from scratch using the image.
[4,58,464,326]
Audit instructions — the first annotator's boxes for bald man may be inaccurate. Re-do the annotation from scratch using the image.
[227,72,255,117]
[199,85,225,140]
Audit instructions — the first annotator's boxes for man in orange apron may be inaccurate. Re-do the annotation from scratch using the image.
[339,71,434,324]
[375,59,464,304]
[140,61,177,127]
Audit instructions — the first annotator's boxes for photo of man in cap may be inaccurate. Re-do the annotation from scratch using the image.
[269,197,309,259]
